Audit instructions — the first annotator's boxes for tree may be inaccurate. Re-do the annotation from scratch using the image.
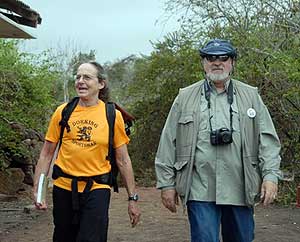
[0,39,60,169]
[111,0,300,196]
[110,34,200,184]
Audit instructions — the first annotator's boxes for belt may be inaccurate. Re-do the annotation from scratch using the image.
[52,164,112,224]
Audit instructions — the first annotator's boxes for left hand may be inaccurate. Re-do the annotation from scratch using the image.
[128,201,141,227]
[260,180,278,206]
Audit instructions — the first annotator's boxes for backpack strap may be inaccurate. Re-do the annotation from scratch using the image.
[105,102,119,192]
[114,103,135,136]
[58,97,79,149]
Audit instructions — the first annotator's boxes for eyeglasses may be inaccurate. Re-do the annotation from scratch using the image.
[75,74,98,81]
[205,55,230,62]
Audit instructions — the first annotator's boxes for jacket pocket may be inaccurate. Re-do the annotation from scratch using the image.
[176,114,194,157]
[174,158,189,197]
[243,156,262,206]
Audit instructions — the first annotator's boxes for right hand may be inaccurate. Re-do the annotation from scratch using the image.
[33,187,48,210]
[161,189,178,213]
[32,140,57,210]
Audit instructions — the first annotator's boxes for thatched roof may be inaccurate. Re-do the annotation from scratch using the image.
[0,0,41,27]
[0,0,42,39]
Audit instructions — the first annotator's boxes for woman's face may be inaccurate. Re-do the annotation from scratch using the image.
[75,63,105,100]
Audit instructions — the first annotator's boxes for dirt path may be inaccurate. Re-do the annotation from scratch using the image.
[0,187,299,242]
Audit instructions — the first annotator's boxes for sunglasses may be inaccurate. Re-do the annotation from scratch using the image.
[205,55,230,62]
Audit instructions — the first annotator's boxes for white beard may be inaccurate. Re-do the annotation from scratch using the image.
[206,71,230,82]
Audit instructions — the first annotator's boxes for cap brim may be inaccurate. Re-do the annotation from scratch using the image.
[200,47,233,56]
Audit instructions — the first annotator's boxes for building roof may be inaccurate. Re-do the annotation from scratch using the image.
[0,0,42,39]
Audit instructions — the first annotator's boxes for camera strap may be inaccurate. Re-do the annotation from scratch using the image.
[204,79,234,132]
[227,81,234,133]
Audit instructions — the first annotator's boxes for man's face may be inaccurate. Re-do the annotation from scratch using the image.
[202,55,234,82]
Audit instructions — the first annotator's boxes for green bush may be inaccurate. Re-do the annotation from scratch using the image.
[0,40,60,169]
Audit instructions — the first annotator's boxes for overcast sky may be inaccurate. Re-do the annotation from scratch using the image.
[21,0,180,63]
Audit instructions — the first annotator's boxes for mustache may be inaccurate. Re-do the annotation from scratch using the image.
[211,67,223,71]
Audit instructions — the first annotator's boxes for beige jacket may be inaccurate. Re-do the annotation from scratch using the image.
[155,79,282,206]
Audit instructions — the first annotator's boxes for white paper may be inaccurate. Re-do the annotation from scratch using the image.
[36,173,48,204]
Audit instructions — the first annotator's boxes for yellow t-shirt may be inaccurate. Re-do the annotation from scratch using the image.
[46,100,129,192]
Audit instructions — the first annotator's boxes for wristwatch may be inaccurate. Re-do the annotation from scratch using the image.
[128,193,139,201]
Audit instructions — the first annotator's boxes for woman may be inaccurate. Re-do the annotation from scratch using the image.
[33,61,140,242]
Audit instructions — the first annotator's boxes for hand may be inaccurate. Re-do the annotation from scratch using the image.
[260,180,278,207]
[35,200,48,210]
[128,201,141,227]
[161,189,178,213]
[32,188,48,210]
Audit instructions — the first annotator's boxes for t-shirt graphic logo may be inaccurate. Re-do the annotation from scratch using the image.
[71,120,97,147]
[77,126,92,141]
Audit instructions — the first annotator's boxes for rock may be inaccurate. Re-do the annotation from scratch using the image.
[10,122,25,132]
[0,153,10,169]
[22,139,32,146]
[0,120,45,187]
[0,168,25,195]
[24,128,44,142]
[0,193,18,202]
[22,165,34,186]
[23,205,34,214]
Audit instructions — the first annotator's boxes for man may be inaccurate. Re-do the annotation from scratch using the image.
[155,39,281,242]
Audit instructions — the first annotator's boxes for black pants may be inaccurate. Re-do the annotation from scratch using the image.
[52,186,111,242]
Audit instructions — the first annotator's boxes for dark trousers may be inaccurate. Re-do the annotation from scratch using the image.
[52,186,111,242]
[187,201,254,242]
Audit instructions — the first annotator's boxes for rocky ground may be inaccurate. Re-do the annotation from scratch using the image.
[0,187,299,242]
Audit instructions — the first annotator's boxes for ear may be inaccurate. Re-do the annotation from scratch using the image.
[230,61,235,75]
[231,59,236,67]
[98,79,105,90]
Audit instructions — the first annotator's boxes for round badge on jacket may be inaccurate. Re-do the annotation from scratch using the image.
[247,108,256,118]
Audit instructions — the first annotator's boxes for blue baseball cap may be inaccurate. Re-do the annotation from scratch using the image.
[199,39,237,58]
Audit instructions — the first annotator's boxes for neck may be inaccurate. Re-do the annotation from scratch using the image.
[212,77,230,92]
[210,80,225,94]
[213,80,225,89]
[78,97,99,107]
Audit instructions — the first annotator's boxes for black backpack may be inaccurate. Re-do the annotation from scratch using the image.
[58,96,134,192]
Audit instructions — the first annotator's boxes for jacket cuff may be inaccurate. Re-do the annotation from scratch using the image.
[263,174,278,184]
[160,186,175,191]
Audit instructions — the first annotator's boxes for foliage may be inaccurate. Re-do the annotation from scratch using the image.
[129,35,201,171]
[108,0,300,193]
[50,49,97,102]
[104,55,137,104]
[0,40,104,170]
[277,175,300,206]
[0,40,60,168]
[1,1,299,202]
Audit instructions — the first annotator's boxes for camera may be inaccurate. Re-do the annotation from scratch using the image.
[210,127,233,145]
